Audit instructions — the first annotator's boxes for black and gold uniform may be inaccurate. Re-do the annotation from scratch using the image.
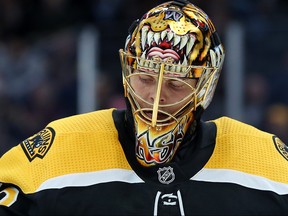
[0,109,288,215]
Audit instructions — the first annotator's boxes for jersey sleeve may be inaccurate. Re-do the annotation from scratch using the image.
[0,109,118,215]
[0,183,31,215]
[0,126,56,215]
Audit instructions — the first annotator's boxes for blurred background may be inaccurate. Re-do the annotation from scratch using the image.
[0,0,287,155]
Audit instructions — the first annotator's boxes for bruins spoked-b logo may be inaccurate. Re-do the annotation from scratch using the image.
[21,127,55,161]
[273,136,288,161]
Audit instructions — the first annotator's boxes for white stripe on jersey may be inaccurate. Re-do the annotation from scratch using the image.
[191,168,288,195]
[36,169,144,192]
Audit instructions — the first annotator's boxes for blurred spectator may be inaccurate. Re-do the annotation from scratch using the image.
[263,104,288,143]
[269,50,288,105]
[0,37,47,101]
[243,72,270,128]
[0,0,28,39]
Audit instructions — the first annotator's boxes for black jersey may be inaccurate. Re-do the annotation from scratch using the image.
[0,108,288,215]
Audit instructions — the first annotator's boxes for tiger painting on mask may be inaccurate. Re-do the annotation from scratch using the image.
[120,0,224,166]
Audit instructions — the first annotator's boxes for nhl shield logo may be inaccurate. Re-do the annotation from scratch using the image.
[157,166,175,184]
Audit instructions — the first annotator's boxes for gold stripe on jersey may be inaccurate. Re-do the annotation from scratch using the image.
[0,108,132,194]
[205,117,288,184]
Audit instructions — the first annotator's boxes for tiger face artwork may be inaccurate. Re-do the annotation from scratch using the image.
[119,1,225,166]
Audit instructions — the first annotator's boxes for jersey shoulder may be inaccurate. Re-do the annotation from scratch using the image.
[206,116,288,183]
[48,108,116,133]
[211,116,271,138]
[0,108,131,194]
[19,108,119,163]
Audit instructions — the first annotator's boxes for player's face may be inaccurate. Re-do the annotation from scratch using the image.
[130,72,197,118]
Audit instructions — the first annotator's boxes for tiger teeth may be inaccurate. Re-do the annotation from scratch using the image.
[182,55,188,66]
[179,35,188,50]
[144,60,149,67]
[161,30,167,40]
[170,65,176,72]
[186,35,195,55]
[173,35,181,47]
[182,56,188,72]
[154,32,161,45]
[176,62,182,72]
[139,50,147,66]
[141,26,149,50]
[147,31,154,46]
[141,28,196,65]
[143,29,195,53]
[167,31,174,42]
[138,57,189,74]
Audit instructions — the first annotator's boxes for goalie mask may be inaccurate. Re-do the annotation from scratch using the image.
[119,0,225,166]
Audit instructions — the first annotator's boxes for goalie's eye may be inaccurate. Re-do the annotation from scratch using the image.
[138,74,155,85]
